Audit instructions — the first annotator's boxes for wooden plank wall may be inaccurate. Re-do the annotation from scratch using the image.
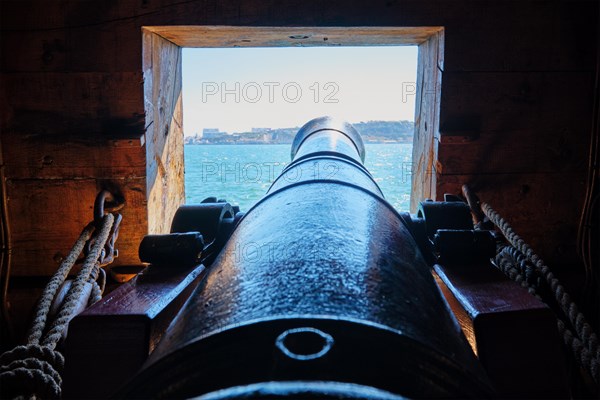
[0,0,597,280]
[1,1,150,275]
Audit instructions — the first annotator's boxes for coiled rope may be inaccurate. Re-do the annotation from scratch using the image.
[0,213,114,399]
[482,202,599,384]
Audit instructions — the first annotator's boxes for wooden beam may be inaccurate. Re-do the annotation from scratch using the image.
[64,264,206,399]
[433,263,569,398]
[2,72,143,121]
[143,26,444,48]
[143,31,185,235]
[438,71,594,137]
[3,133,145,180]
[410,30,443,211]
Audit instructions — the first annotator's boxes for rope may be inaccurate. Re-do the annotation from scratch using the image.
[26,223,95,345]
[483,202,600,384]
[0,345,64,399]
[496,248,598,387]
[86,263,105,307]
[495,246,538,297]
[42,214,113,347]
[0,214,115,399]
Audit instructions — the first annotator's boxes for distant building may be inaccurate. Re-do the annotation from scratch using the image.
[202,128,226,139]
[251,128,271,133]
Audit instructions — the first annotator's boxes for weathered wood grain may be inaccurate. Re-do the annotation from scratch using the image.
[439,71,594,136]
[3,133,145,179]
[410,30,443,211]
[1,31,68,72]
[6,178,147,276]
[2,72,143,121]
[436,71,593,177]
[438,130,589,176]
[144,26,444,48]
[143,31,185,234]
[66,20,143,72]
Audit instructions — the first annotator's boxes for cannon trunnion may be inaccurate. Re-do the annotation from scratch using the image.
[118,117,493,399]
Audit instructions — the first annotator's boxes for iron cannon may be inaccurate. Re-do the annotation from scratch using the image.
[118,117,496,399]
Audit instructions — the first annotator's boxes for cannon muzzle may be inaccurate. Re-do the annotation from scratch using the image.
[124,117,493,399]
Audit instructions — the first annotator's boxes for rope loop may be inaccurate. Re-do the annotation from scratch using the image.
[482,201,599,385]
[2,190,123,399]
[0,344,64,399]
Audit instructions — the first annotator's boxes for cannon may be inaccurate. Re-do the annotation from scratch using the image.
[114,117,495,399]
[61,117,571,399]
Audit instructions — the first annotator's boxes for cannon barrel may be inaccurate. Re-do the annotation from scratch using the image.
[123,117,492,399]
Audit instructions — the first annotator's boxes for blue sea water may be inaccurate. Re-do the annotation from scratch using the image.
[184,143,413,212]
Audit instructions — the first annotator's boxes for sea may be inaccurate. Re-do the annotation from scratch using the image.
[184,143,413,212]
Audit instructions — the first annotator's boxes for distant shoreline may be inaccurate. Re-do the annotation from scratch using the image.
[185,120,415,146]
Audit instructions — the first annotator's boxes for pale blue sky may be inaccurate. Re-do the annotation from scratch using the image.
[182,46,418,135]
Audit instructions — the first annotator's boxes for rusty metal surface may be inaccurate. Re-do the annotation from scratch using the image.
[120,117,493,399]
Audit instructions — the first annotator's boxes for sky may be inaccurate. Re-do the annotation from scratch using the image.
[182,46,418,136]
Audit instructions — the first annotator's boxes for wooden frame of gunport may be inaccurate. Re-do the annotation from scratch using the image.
[141,25,444,231]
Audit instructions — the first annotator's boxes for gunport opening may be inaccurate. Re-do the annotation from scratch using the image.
[182,46,418,212]
[142,26,443,233]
